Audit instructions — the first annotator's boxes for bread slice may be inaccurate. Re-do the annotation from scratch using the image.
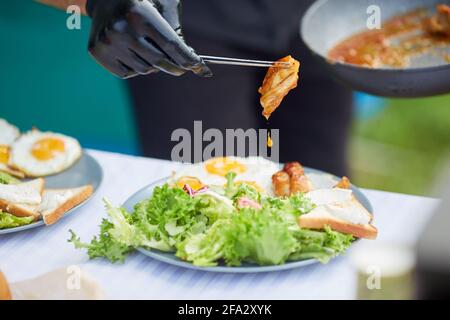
[2,179,44,219]
[11,267,105,300]
[0,199,8,212]
[299,205,378,239]
[0,163,25,179]
[6,203,40,220]
[305,188,353,206]
[0,178,44,215]
[0,271,11,300]
[40,185,93,225]
[300,189,377,239]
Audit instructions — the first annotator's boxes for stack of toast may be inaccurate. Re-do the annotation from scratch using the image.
[0,179,92,225]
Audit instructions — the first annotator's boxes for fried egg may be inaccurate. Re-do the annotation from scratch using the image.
[9,130,82,177]
[171,156,280,195]
[0,119,20,164]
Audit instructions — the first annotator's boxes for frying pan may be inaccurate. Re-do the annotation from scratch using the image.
[301,0,450,98]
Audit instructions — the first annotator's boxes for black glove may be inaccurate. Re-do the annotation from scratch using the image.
[85,0,212,78]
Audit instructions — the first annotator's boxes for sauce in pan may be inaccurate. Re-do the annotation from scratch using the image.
[445,53,450,62]
[328,5,450,68]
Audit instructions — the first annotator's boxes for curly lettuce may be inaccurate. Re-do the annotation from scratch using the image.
[0,171,20,185]
[70,182,353,266]
[289,227,354,263]
[0,211,34,229]
[69,185,230,261]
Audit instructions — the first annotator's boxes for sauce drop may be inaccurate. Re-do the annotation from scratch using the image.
[267,131,273,148]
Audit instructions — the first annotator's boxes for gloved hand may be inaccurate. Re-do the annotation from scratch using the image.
[85,0,212,78]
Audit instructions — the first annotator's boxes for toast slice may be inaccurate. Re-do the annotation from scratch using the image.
[305,188,354,206]
[6,203,40,220]
[2,179,45,219]
[10,267,105,300]
[0,271,11,300]
[0,163,25,179]
[40,185,93,225]
[0,179,44,214]
[300,188,377,239]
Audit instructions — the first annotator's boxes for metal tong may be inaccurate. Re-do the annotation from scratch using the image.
[200,55,291,68]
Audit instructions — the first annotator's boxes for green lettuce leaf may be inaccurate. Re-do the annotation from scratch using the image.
[69,183,354,266]
[69,186,227,262]
[132,184,214,251]
[224,172,237,197]
[69,220,132,263]
[195,196,234,225]
[178,206,300,267]
[0,211,34,229]
[0,171,20,185]
[224,171,261,204]
[176,219,230,267]
[68,199,143,263]
[289,227,354,263]
[222,208,299,266]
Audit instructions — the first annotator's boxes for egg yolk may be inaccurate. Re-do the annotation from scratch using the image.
[0,145,9,164]
[176,176,205,191]
[31,138,65,161]
[205,157,246,177]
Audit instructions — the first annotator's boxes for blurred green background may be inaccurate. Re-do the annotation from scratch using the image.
[350,95,450,196]
[0,1,140,155]
[1,1,450,196]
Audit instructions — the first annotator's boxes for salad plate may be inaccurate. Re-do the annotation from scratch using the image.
[0,152,103,235]
[122,168,373,273]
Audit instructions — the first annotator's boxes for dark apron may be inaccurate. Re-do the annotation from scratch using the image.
[127,0,353,176]
[183,0,314,53]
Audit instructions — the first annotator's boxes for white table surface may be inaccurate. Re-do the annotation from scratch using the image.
[0,150,441,299]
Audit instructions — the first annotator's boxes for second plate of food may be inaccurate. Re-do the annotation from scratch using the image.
[0,119,103,235]
[0,152,103,235]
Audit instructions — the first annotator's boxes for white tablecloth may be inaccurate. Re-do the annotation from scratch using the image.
[0,150,440,299]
